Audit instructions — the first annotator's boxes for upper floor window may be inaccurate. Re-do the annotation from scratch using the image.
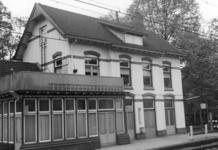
[119,55,131,86]
[84,53,99,76]
[163,62,172,88]
[142,59,152,87]
[52,51,68,74]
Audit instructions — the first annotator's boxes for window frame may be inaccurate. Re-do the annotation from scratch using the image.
[88,98,98,137]
[163,63,172,88]
[52,98,64,141]
[24,98,37,144]
[143,99,155,109]
[3,102,8,143]
[38,98,51,142]
[120,57,131,86]
[85,55,99,76]
[142,60,153,87]
[77,99,87,138]
[9,101,14,143]
[65,98,76,140]
[115,98,125,134]
[164,99,174,109]
[98,98,115,111]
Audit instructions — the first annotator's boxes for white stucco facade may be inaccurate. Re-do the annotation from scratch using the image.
[21,15,186,139]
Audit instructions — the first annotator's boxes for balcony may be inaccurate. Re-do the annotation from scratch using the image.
[0,71,124,94]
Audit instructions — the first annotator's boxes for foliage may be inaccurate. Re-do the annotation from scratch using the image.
[0,1,27,60]
[102,0,201,42]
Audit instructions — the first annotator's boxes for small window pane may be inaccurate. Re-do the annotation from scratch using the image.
[85,58,98,65]
[4,103,8,114]
[89,113,97,136]
[66,114,75,138]
[78,100,86,110]
[10,101,14,113]
[25,115,36,142]
[78,113,87,137]
[25,100,35,112]
[16,101,22,113]
[143,63,151,70]
[39,99,49,111]
[99,99,114,109]
[120,61,129,68]
[143,100,154,109]
[55,59,62,66]
[163,67,170,72]
[53,99,62,111]
[66,99,74,111]
[93,67,98,76]
[125,100,132,106]
[89,100,96,110]
[164,76,171,88]
[116,99,123,109]
[85,67,91,75]
[164,100,173,108]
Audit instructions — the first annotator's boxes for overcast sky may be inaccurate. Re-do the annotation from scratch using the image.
[1,0,218,22]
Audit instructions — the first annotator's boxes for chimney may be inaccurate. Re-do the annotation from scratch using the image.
[132,12,144,31]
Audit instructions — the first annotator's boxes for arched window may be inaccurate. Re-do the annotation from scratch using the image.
[142,57,153,87]
[84,51,100,76]
[119,54,131,86]
[163,61,172,88]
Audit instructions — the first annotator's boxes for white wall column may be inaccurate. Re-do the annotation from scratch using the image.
[155,97,167,136]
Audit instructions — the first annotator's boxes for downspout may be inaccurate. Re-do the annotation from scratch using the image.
[70,39,77,74]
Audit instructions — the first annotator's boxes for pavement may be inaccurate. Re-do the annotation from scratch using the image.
[98,132,218,150]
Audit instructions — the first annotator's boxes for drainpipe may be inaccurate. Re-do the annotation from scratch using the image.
[70,39,77,74]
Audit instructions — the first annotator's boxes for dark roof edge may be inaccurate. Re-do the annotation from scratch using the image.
[165,51,186,57]
[65,35,112,44]
[112,44,164,55]
[98,21,148,36]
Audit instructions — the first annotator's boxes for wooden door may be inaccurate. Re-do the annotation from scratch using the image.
[126,111,134,140]
[165,109,175,135]
[144,110,156,138]
[15,115,22,150]
[99,112,116,146]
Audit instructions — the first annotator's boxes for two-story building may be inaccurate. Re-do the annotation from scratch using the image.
[0,3,186,150]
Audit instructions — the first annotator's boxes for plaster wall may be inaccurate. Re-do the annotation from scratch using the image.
[23,17,71,73]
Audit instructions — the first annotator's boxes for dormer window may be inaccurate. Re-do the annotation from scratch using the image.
[124,34,143,45]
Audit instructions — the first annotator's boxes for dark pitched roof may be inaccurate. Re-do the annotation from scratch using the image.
[0,61,41,78]
[38,4,183,55]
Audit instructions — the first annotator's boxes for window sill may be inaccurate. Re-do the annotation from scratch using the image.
[164,87,174,91]
[144,86,154,90]
[124,86,134,90]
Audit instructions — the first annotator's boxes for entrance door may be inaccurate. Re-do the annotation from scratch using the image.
[126,105,134,140]
[99,112,116,145]
[144,110,156,138]
[165,109,175,135]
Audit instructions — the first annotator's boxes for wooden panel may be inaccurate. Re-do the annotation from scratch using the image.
[144,110,156,138]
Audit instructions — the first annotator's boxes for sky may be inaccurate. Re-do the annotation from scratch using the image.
[1,0,218,23]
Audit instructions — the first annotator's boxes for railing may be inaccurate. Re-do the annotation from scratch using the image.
[0,71,124,94]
